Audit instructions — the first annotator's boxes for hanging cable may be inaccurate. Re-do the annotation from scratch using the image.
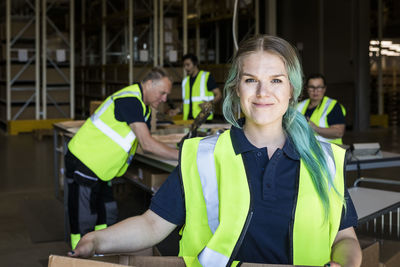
[232,0,239,51]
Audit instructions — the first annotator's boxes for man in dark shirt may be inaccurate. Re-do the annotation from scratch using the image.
[169,54,222,120]
[65,68,179,249]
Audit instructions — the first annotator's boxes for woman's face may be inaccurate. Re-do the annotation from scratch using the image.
[237,51,292,128]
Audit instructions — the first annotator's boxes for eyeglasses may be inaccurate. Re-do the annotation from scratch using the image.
[307,86,326,91]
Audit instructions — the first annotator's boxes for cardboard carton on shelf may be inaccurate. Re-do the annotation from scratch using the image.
[90,101,103,115]
[0,21,36,40]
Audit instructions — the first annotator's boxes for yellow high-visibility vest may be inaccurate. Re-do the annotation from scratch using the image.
[297,96,346,145]
[68,84,150,181]
[182,70,214,120]
[179,130,345,266]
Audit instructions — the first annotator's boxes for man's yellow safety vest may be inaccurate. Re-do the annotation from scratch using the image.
[179,130,345,266]
[182,70,214,120]
[68,84,150,181]
[297,96,346,145]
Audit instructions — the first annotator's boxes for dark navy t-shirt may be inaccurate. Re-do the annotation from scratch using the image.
[114,83,151,129]
[305,102,345,125]
[150,125,358,264]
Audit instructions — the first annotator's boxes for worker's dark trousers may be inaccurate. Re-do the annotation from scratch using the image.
[64,151,118,236]
[67,174,117,235]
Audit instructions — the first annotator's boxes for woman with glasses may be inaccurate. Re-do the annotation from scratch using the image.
[297,74,346,145]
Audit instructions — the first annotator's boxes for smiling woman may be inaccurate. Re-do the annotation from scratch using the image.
[70,35,361,267]
[237,51,291,148]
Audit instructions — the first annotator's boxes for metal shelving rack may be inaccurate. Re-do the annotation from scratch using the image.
[0,0,74,134]
[75,0,261,118]
[42,0,75,120]
[76,0,160,118]
[1,0,40,124]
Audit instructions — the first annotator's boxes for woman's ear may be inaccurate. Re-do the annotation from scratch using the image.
[236,86,240,98]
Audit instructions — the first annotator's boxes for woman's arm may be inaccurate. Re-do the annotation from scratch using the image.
[330,227,362,267]
[69,210,177,258]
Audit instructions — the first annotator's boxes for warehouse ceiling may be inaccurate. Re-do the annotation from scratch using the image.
[371,0,400,38]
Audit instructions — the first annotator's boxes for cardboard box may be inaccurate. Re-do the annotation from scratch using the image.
[48,255,295,267]
[380,240,400,267]
[359,239,380,267]
[46,105,70,119]
[0,21,36,40]
[124,164,170,193]
[47,67,71,85]
[0,104,36,120]
[90,101,103,115]
[0,64,36,81]
[137,166,169,192]
[0,44,36,61]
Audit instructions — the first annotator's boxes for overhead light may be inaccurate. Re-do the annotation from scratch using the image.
[389,44,400,51]
[370,40,380,45]
[369,46,379,51]
[381,49,399,56]
[381,40,393,47]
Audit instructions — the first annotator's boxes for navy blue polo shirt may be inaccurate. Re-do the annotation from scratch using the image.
[150,124,358,264]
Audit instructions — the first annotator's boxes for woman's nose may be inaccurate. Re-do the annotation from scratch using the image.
[256,82,270,97]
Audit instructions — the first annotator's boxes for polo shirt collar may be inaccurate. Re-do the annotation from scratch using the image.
[136,82,143,98]
[230,119,300,160]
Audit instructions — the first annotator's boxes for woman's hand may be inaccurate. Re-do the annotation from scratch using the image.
[325,261,341,267]
[68,233,97,258]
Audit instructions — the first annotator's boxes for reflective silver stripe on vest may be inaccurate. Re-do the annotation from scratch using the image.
[200,72,207,97]
[319,141,336,188]
[91,91,139,153]
[296,100,307,113]
[198,246,229,267]
[191,96,214,102]
[197,135,220,233]
[315,98,334,143]
[316,134,333,143]
[199,72,214,101]
[74,170,98,181]
[182,72,214,104]
[182,77,188,101]
[318,98,333,127]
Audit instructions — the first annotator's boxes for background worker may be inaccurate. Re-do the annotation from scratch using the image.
[69,35,361,267]
[169,53,222,121]
[65,67,179,249]
[297,74,346,144]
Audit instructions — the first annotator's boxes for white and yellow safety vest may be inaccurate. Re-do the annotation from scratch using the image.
[68,84,150,181]
[182,70,214,120]
[179,130,345,266]
[297,96,346,144]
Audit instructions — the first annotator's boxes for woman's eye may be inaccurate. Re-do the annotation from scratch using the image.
[245,78,257,83]
[271,79,282,83]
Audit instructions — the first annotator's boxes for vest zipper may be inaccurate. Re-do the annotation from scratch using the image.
[288,163,300,264]
[226,158,254,267]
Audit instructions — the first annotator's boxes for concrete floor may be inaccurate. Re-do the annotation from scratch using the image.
[0,127,399,266]
[0,132,70,267]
